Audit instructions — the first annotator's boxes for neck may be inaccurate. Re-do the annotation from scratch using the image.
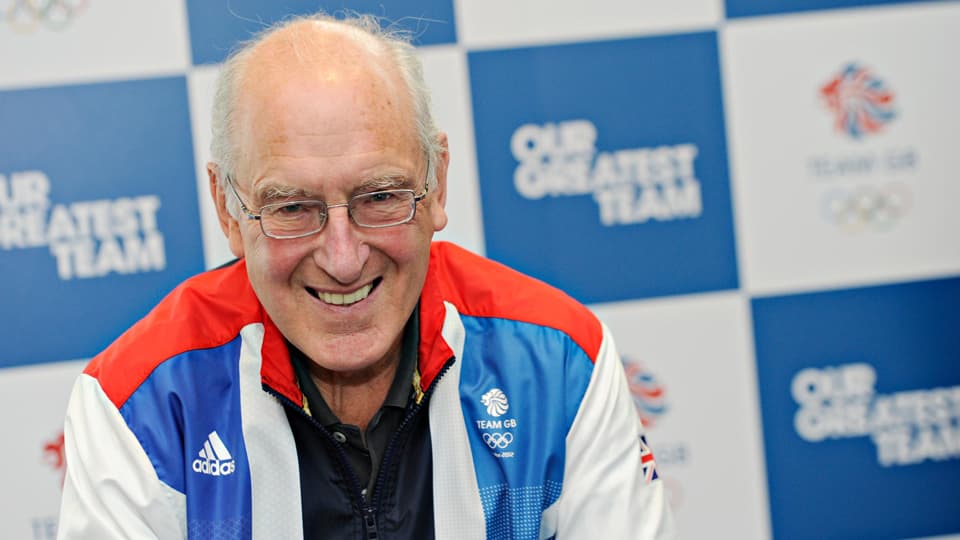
[309,348,400,431]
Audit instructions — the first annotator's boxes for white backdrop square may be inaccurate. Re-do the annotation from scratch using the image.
[455,0,723,49]
[590,292,770,540]
[418,44,486,255]
[722,2,960,295]
[0,360,86,540]
[0,0,190,90]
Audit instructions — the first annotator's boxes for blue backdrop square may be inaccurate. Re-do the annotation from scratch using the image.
[186,0,457,65]
[468,32,738,304]
[0,77,205,367]
[752,277,960,540]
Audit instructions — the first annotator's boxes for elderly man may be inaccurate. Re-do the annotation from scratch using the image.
[57,13,673,540]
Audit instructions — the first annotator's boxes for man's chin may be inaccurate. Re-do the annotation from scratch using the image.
[299,338,399,376]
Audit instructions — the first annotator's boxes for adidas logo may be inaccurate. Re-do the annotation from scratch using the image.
[191,431,236,477]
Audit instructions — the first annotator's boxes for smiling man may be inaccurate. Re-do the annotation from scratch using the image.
[57,13,673,540]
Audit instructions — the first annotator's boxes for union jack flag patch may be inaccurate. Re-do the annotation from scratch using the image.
[639,434,660,483]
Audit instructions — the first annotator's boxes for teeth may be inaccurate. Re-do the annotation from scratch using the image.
[318,283,373,306]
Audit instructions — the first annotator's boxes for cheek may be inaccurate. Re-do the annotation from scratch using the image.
[245,235,306,284]
[389,233,433,296]
[379,225,432,266]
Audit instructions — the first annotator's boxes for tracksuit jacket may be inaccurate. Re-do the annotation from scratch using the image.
[58,241,674,539]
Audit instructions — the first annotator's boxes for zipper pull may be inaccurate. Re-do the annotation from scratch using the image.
[364,509,379,539]
[412,368,425,405]
[301,394,312,417]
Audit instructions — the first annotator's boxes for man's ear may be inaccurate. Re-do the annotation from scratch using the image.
[427,133,449,232]
[207,163,245,258]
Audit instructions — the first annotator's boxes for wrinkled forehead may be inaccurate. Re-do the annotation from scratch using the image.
[232,22,419,171]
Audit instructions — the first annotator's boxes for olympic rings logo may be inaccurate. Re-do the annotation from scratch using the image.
[0,0,89,33]
[821,182,912,231]
[482,432,514,450]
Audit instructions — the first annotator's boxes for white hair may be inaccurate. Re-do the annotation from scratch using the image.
[209,12,442,217]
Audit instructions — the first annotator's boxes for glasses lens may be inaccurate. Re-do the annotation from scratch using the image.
[261,201,326,238]
[350,190,415,227]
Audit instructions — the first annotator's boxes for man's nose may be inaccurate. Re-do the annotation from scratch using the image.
[312,206,369,284]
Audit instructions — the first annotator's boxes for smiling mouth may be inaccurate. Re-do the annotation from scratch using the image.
[307,278,381,306]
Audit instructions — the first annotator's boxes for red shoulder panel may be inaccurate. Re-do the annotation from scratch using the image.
[418,242,603,390]
[84,261,269,409]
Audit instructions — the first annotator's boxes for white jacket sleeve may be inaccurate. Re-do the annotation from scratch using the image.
[551,324,676,539]
[57,374,185,539]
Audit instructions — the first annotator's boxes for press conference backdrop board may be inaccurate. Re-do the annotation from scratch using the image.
[1,1,958,539]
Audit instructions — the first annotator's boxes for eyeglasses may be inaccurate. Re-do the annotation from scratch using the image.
[225,164,430,240]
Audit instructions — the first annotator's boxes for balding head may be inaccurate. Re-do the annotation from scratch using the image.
[238,18,396,94]
[210,14,442,216]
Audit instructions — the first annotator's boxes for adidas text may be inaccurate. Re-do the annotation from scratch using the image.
[192,458,235,476]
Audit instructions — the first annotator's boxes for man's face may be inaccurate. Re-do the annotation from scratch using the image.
[214,47,448,374]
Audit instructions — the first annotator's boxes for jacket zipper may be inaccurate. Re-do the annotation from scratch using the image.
[264,356,454,539]
[266,389,372,527]
[369,358,454,511]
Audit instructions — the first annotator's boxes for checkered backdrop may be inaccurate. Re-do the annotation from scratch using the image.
[2,1,958,539]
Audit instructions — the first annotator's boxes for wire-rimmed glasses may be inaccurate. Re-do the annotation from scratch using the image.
[225,165,430,240]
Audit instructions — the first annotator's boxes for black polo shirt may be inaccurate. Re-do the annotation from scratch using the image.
[287,307,419,501]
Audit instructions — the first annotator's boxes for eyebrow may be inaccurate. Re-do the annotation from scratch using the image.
[256,184,312,204]
[253,173,415,204]
[355,174,413,193]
